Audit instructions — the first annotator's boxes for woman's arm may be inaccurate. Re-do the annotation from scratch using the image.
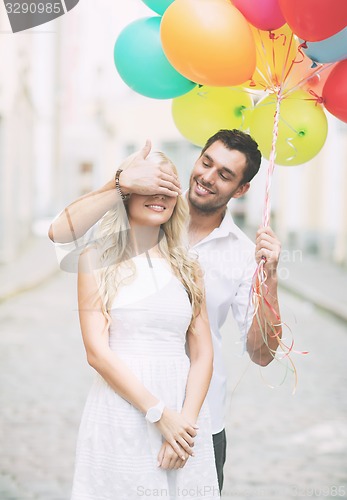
[181,296,214,423]
[49,142,181,244]
[49,184,120,243]
[158,286,214,469]
[78,248,196,458]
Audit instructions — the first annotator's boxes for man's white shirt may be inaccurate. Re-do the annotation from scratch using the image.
[192,209,256,434]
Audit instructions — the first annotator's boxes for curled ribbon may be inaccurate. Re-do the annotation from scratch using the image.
[268,31,287,46]
[292,41,308,66]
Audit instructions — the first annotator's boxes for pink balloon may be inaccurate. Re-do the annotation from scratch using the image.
[232,0,285,31]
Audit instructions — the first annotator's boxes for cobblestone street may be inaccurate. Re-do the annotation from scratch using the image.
[0,271,346,500]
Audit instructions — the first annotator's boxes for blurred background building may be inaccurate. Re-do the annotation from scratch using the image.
[0,0,346,266]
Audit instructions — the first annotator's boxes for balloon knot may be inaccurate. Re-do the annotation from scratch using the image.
[311,61,318,68]
[308,89,324,105]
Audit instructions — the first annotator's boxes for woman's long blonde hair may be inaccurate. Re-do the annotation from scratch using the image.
[94,151,204,328]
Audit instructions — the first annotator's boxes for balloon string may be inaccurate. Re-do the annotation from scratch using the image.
[281,41,307,91]
[251,246,308,394]
[280,32,296,87]
[243,32,310,392]
[293,41,307,64]
[263,91,282,227]
[269,31,278,86]
[255,29,277,90]
[252,93,293,386]
[283,61,334,97]
[284,136,299,162]
[279,115,299,134]
[269,30,289,87]
[273,113,300,162]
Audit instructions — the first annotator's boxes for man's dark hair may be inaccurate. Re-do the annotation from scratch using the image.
[200,129,262,184]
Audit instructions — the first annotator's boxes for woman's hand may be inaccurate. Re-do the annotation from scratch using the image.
[155,407,198,459]
[118,140,182,198]
[157,441,190,470]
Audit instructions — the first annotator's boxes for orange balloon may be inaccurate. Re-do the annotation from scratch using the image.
[160,0,256,87]
[243,24,299,90]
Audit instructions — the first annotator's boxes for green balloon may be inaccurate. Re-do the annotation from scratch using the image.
[249,90,328,166]
[172,86,253,147]
[142,0,174,15]
[114,17,196,99]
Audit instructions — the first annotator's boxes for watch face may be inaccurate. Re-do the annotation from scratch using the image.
[147,407,161,423]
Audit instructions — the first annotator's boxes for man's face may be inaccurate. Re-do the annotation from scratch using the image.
[188,141,250,213]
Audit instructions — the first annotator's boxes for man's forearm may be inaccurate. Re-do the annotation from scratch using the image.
[246,275,282,366]
[48,180,122,243]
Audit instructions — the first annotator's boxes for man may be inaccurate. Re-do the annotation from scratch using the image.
[49,129,281,492]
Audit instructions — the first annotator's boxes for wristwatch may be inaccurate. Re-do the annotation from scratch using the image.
[145,401,165,423]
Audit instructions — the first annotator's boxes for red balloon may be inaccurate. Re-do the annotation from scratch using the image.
[279,0,347,42]
[323,59,347,122]
[232,0,285,31]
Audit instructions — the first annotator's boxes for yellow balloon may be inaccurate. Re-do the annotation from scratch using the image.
[249,90,328,166]
[172,86,253,147]
[243,24,299,90]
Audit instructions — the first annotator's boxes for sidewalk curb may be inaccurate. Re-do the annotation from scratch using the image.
[279,281,347,324]
[0,267,59,304]
[0,236,60,304]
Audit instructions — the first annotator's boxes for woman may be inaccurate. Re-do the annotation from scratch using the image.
[71,152,220,499]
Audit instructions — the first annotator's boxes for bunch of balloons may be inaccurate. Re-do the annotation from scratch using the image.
[114,0,347,166]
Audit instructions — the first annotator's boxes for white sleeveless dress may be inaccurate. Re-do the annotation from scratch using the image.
[71,255,220,500]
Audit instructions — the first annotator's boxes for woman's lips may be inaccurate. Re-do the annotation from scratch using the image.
[145,204,166,212]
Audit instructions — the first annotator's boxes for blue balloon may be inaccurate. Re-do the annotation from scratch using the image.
[114,17,196,99]
[141,0,174,15]
[301,27,347,63]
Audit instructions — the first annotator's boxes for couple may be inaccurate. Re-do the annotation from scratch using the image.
[49,129,282,499]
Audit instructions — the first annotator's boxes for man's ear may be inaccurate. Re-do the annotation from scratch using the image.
[233,182,250,199]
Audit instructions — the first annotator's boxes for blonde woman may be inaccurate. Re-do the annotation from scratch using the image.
[70,152,220,499]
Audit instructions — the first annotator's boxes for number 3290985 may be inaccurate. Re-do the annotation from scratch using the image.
[5,3,62,14]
